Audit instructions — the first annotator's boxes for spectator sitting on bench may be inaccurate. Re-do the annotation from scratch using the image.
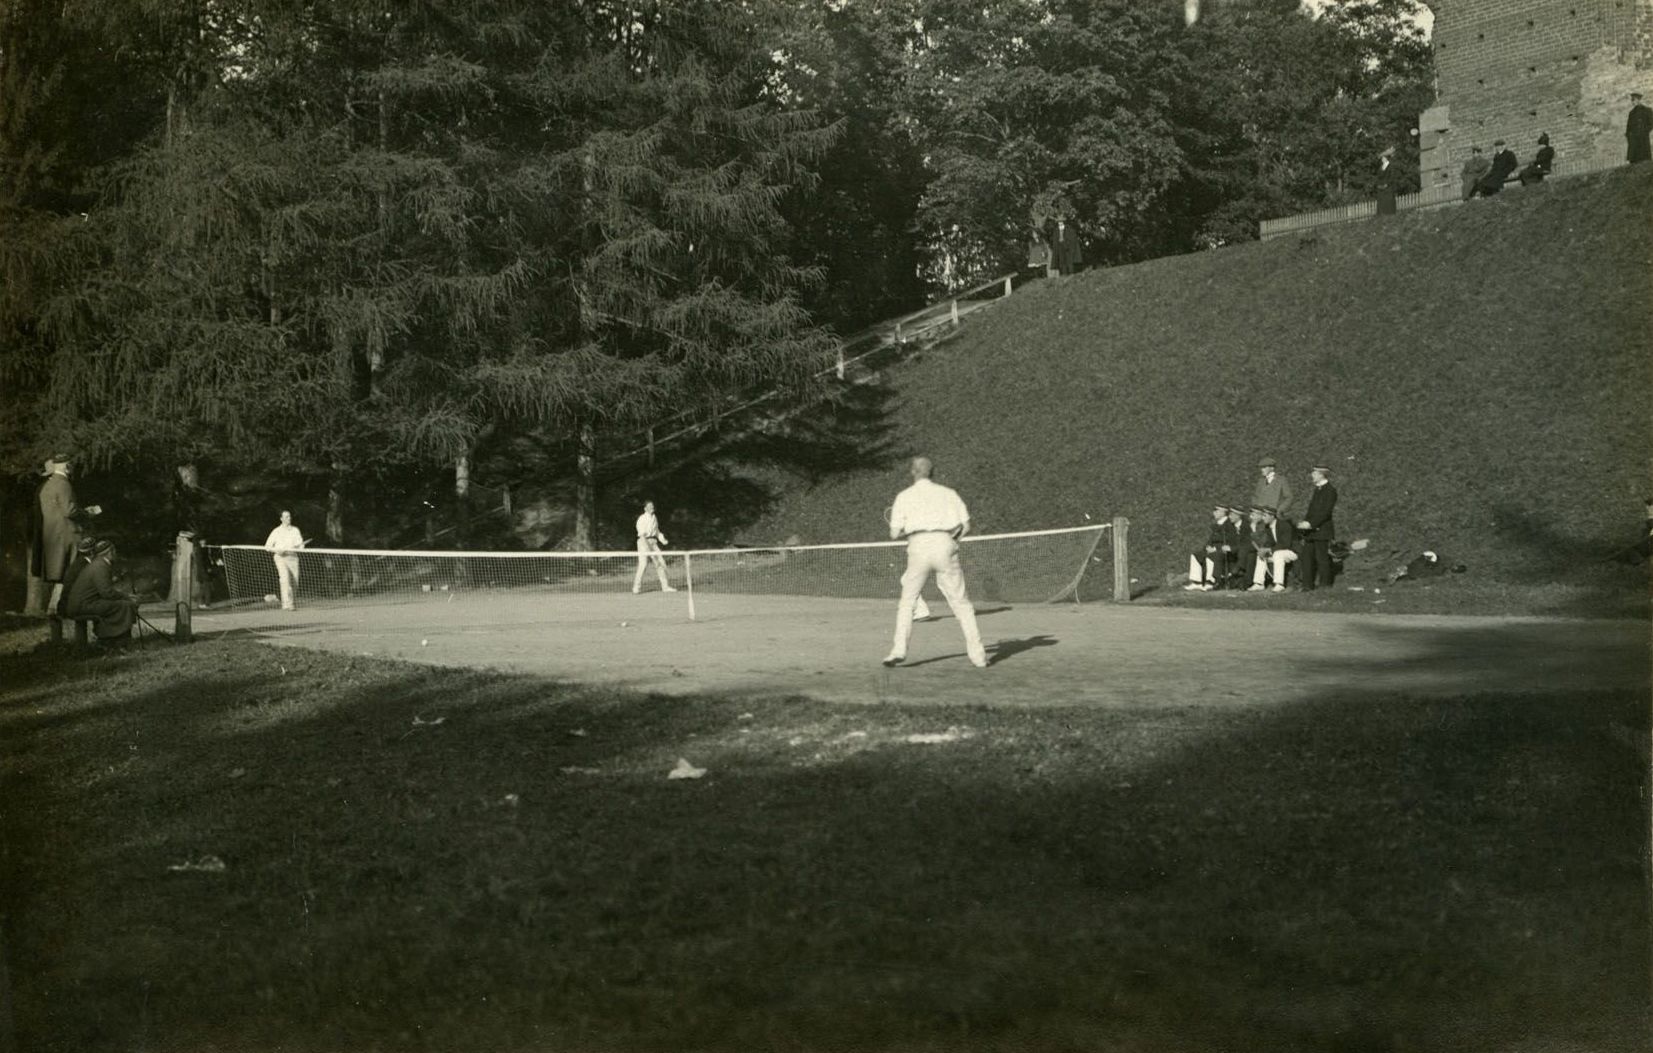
[1226,504,1255,588]
[1477,140,1519,196]
[1461,146,1491,201]
[1518,133,1554,186]
[55,537,97,617]
[64,538,138,645]
[1247,506,1298,592]
[1184,503,1232,591]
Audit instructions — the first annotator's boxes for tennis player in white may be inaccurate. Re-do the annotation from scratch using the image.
[632,500,678,594]
[263,510,307,611]
[883,456,987,668]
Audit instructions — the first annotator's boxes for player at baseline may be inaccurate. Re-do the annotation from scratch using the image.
[883,456,988,669]
[632,500,678,594]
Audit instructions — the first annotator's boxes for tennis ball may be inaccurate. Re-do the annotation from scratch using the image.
[420,639,429,646]
[263,593,278,604]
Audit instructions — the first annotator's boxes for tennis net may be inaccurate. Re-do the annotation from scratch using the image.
[205,524,1110,626]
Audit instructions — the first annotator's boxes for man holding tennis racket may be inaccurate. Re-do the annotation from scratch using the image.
[883,456,987,669]
[264,509,308,610]
[632,500,678,594]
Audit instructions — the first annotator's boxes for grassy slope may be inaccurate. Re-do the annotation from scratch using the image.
[739,167,1653,597]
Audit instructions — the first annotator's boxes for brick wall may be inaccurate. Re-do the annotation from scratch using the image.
[1418,0,1653,191]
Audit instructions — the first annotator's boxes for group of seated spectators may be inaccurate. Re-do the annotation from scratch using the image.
[1184,458,1339,593]
[1461,133,1555,201]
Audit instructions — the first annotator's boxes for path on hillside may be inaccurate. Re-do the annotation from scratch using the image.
[194,598,1652,708]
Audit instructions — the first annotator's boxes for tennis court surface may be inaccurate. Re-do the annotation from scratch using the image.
[191,595,1653,707]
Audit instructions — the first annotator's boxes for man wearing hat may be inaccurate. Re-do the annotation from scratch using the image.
[64,539,138,643]
[1461,146,1491,201]
[1250,457,1294,520]
[1478,140,1518,196]
[1247,506,1298,592]
[1185,503,1233,591]
[37,454,101,610]
[1628,92,1651,164]
[1295,466,1339,591]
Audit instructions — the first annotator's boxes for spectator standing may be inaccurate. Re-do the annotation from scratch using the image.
[1295,466,1339,591]
[1628,92,1651,164]
[38,454,100,611]
[1461,147,1491,201]
[1251,457,1295,519]
[1518,133,1555,185]
[1478,141,1518,196]
[1376,148,1399,215]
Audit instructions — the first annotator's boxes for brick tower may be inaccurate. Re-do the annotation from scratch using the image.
[1418,0,1653,192]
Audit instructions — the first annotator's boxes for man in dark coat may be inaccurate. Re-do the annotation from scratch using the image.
[64,539,138,642]
[1628,93,1651,164]
[1247,506,1299,591]
[1519,133,1555,185]
[1478,140,1518,195]
[38,454,88,608]
[1294,466,1339,592]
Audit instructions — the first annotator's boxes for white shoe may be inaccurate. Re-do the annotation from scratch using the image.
[1182,582,1204,591]
[882,652,905,667]
[662,586,679,592]
[969,652,989,669]
[1271,584,1286,593]
[1247,584,1264,592]
[631,587,641,594]
[1200,584,1214,591]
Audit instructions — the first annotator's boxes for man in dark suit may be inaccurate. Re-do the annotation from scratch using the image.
[1184,504,1231,591]
[1295,466,1338,591]
[1628,93,1651,164]
[1478,140,1518,195]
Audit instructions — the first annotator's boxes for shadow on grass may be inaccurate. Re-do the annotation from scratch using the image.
[986,635,1058,665]
[0,622,1646,1053]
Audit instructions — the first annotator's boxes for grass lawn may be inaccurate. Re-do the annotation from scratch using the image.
[1,616,1646,1052]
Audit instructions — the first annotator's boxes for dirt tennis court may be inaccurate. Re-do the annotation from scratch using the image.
[191,592,1652,707]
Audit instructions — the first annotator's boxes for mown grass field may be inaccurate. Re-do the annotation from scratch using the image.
[723,166,1653,614]
[2,618,1646,1052]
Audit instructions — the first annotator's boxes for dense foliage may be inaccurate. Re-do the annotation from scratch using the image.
[0,0,1434,548]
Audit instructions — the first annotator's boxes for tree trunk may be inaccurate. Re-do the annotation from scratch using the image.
[327,463,346,543]
[454,453,471,549]
[573,422,596,550]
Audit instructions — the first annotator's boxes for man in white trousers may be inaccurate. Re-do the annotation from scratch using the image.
[883,457,987,669]
[632,500,678,594]
[263,510,307,610]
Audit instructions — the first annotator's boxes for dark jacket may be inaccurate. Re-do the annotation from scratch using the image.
[1258,518,1297,553]
[1301,483,1338,541]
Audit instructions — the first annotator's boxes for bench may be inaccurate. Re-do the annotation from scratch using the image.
[47,613,95,645]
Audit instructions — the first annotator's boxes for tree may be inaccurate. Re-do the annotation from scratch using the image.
[899,0,1189,285]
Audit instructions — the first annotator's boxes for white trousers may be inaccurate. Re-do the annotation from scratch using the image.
[633,537,672,591]
[273,554,300,609]
[1188,554,1217,584]
[1252,549,1297,586]
[892,533,984,662]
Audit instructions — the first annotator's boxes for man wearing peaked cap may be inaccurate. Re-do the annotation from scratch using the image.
[1295,465,1339,591]
[1251,457,1294,520]
[1248,505,1299,591]
[1185,503,1230,591]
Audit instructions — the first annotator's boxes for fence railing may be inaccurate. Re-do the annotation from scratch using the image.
[598,270,1025,471]
[1259,155,1628,240]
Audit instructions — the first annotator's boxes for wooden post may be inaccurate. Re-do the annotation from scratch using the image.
[1003,275,1013,297]
[175,601,192,644]
[950,299,960,326]
[894,320,903,346]
[684,553,695,622]
[1111,516,1130,602]
[835,347,845,380]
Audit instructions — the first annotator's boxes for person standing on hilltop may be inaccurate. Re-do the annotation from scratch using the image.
[1627,92,1651,164]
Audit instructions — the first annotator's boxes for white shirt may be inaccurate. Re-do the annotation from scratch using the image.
[265,524,305,554]
[889,478,971,540]
[636,512,664,541]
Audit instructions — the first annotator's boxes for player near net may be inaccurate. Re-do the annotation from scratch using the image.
[882,456,988,669]
[632,500,679,594]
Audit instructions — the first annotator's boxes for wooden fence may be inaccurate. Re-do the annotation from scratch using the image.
[1259,155,1627,240]
[600,271,1025,472]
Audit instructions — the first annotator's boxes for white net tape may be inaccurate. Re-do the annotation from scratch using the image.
[202,524,1110,631]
